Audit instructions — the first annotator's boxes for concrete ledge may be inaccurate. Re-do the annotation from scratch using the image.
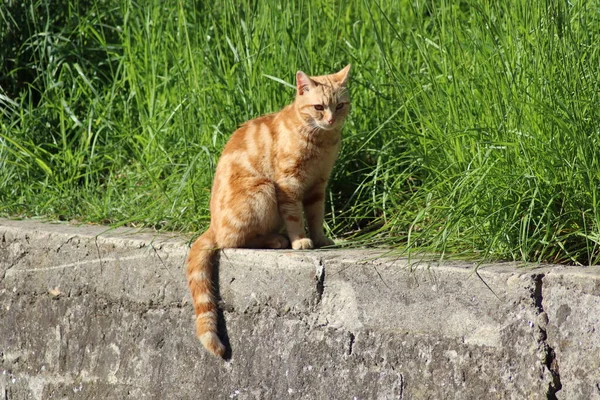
[1,219,599,399]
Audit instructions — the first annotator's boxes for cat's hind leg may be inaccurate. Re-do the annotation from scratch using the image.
[244,233,289,249]
[213,177,283,249]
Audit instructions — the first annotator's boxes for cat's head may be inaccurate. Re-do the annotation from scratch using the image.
[294,65,351,131]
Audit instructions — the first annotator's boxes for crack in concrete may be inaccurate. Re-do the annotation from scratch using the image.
[314,257,325,307]
[9,255,148,273]
[55,235,78,254]
[94,237,105,278]
[1,250,28,282]
[8,290,189,314]
[397,373,405,400]
[347,331,355,356]
[532,274,562,399]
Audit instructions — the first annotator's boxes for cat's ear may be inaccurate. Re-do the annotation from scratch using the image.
[333,64,351,86]
[296,71,316,95]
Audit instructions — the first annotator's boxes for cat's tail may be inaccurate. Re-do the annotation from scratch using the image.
[186,228,226,358]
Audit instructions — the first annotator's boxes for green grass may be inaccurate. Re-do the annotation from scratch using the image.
[2,0,600,265]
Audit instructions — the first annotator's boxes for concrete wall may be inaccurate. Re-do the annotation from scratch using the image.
[1,219,599,399]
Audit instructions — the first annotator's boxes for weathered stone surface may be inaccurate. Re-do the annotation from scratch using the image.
[1,219,599,399]
[542,268,600,399]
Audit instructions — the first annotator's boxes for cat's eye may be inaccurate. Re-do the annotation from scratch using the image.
[314,104,324,111]
[336,103,345,110]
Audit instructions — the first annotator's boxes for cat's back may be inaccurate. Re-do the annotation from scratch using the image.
[222,112,278,156]
[214,112,280,185]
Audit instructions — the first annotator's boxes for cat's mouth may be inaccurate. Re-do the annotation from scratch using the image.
[313,121,339,131]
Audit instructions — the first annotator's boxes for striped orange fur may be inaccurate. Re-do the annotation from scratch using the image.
[186,65,351,357]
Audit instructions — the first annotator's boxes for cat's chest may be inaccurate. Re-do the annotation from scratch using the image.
[276,139,340,186]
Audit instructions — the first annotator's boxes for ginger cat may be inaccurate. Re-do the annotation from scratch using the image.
[186,65,351,357]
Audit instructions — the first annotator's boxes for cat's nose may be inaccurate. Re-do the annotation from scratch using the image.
[328,118,335,125]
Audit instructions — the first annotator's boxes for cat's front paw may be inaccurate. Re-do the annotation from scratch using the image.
[313,236,335,248]
[292,238,314,250]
